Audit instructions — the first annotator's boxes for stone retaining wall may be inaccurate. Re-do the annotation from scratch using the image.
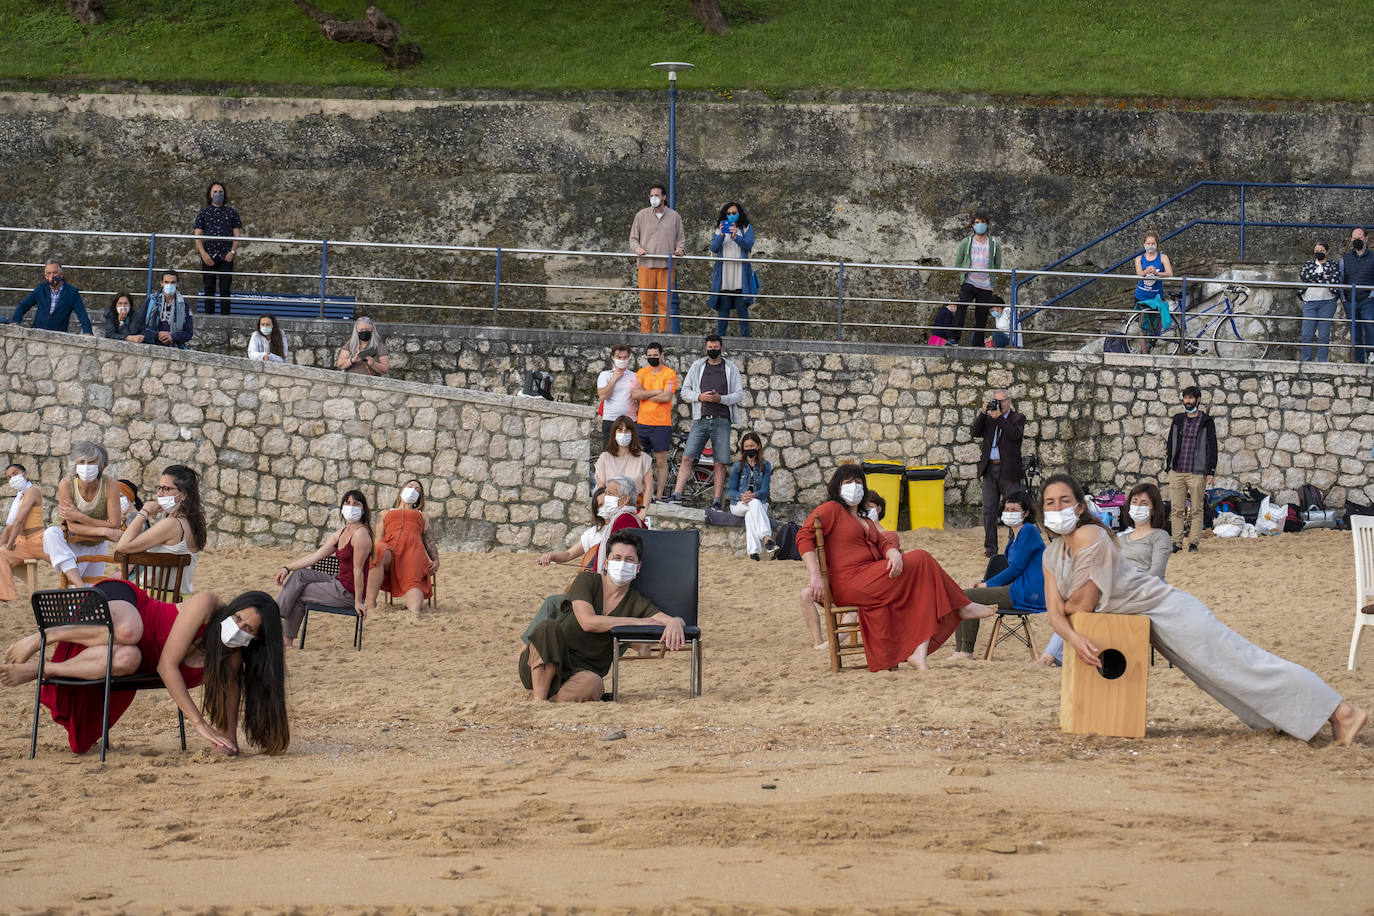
[0,324,596,552]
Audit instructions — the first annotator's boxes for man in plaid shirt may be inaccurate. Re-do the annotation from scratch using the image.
[1165,385,1218,553]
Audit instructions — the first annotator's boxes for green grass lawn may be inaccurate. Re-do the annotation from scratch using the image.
[0,0,1367,99]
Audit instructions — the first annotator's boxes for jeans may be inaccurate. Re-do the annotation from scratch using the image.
[200,256,234,314]
[714,293,751,337]
[1301,296,1338,362]
[683,416,732,463]
[1357,296,1374,363]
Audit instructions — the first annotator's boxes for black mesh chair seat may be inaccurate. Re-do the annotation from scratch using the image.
[609,529,703,699]
[299,555,363,650]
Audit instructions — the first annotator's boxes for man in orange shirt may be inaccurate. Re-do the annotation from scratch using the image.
[631,341,678,501]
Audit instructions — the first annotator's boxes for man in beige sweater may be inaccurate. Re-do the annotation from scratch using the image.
[629,183,686,334]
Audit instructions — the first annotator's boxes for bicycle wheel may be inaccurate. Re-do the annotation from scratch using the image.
[1119,310,1181,355]
[1209,314,1271,361]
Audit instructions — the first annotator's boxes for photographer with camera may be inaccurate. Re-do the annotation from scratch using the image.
[970,389,1026,558]
[336,316,390,377]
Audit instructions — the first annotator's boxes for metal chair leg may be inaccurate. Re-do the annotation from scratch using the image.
[610,638,621,701]
[299,609,309,650]
[29,642,46,760]
[99,643,114,763]
[178,710,187,751]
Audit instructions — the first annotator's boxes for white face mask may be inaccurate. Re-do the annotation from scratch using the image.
[117,306,129,318]
[613,357,630,369]
[615,432,633,447]
[120,496,132,517]
[401,487,420,505]
[74,463,100,482]
[1128,504,1152,523]
[220,615,254,649]
[157,495,179,513]
[598,494,621,519]
[1144,244,1158,255]
[839,482,865,506]
[606,558,638,586]
[1043,504,1081,535]
[865,507,881,523]
[341,504,363,523]
[649,195,662,208]
[1001,510,1024,527]
[8,474,26,491]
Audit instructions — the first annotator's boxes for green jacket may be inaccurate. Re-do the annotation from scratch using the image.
[953,234,1004,287]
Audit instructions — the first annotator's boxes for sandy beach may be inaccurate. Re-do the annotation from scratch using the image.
[1,524,1371,914]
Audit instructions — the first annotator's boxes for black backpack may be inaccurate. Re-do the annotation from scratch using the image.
[771,521,803,561]
[1297,483,1326,512]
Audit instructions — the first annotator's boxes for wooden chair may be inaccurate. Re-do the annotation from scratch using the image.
[299,555,363,651]
[117,552,192,604]
[56,552,114,588]
[813,520,865,673]
[21,557,40,595]
[1349,516,1374,670]
[28,587,186,762]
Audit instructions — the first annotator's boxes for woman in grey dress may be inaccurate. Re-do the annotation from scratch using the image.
[1041,473,1366,745]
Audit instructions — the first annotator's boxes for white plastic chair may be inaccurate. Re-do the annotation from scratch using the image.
[1348,516,1374,670]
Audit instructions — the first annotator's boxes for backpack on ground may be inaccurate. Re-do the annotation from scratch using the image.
[1298,482,1337,529]
[771,521,802,561]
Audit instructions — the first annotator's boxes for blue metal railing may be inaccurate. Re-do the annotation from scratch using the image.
[1016,181,1374,320]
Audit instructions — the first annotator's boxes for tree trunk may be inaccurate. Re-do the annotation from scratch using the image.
[66,0,105,25]
[688,0,730,35]
[292,1,423,69]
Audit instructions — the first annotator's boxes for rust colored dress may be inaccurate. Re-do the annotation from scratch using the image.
[798,500,967,671]
[373,507,433,598]
[0,497,45,602]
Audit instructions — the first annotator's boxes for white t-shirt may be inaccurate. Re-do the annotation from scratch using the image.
[597,368,637,421]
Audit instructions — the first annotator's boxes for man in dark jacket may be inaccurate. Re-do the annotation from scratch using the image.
[1338,227,1374,364]
[139,269,195,349]
[5,261,92,334]
[971,388,1026,557]
[1166,385,1219,553]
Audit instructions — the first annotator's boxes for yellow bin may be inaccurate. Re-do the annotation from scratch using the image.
[905,465,947,530]
[861,460,904,531]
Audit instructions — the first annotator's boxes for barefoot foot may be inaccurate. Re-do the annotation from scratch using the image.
[948,651,975,661]
[1032,652,1059,668]
[906,640,931,670]
[0,660,41,687]
[958,602,997,621]
[3,632,42,665]
[1331,701,1368,746]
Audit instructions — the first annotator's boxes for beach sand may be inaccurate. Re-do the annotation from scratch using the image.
[1,525,1371,914]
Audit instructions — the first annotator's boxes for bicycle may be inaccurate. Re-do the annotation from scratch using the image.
[1119,284,1270,360]
[659,430,718,506]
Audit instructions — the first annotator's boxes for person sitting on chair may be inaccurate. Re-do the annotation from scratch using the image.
[797,464,996,671]
[114,465,206,595]
[365,479,437,613]
[42,441,123,588]
[275,489,373,648]
[0,463,45,604]
[519,531,687,702]
[727,430,777,561]
[800,491,885,650]
[950,489,1046,660]
[1,580,289,756]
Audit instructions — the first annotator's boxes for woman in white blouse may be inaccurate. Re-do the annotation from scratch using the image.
[248,314,290,363]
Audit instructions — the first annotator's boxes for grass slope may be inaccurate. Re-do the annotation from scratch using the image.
[0,0,1368,99]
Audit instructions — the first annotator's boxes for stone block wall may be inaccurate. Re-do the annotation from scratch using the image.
[0,325,597,552]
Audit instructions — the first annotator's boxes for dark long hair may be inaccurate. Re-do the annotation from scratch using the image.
[1041,472,1116,542]
[825,464,867,506]
[259,313,286,359]
[201,591,289,755]
[341,488,372,534]
[606,414,642,457]
[163,465,207,551]
[106,292,135,328]
[716,201,751,230]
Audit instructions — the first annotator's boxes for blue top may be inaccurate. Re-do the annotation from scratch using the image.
[726,458,771,503]
[985,523,1046,612]
[1135,252,1164,300]
[7,281,92,334]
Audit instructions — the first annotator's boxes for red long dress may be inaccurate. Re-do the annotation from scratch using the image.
[797,500,967,671]
[39,581,205,754]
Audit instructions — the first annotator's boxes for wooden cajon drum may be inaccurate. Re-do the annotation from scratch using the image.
[1060,613,1150,739]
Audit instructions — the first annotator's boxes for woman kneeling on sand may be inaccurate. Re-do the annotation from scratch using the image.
[520,531,688,702]
[2,580,289,755]
[1042,472,1366,745]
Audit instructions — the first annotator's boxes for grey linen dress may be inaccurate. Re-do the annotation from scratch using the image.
[1046,526,1341,740]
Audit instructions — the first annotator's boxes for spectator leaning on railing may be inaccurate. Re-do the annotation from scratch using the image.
[4,260,92,335]
[139,269,195,349]
[1338,228,1374,364]
[193,180,243,316]
[1299,242,1341,363]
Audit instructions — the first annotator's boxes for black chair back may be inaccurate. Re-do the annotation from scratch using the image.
[312,555,341,577]
[633,529,699,627]
[32,587,111,632]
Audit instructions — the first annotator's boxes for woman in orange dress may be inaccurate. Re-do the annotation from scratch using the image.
[0,463,45,603]
[365,479,437,613]
[798,465,996,671]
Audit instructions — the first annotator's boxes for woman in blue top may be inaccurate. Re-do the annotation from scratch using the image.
[707,202,758,338]
[1133,230,1174,353]
[950,489,1045,659]
[727,430,774,560]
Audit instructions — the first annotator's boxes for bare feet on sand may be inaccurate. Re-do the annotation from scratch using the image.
[948,651,975,661]
[0,660,40,687]
[1330,701,1368,746]
[958,602,996,621]
[1032,652,1058,668]
[907,640,930,670]
[3,632,42,666]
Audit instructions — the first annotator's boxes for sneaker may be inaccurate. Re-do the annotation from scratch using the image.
[711,499,722,511]
[763,537,780,557]
[665,492,683,505]
[749,552,760,562]
[1188,543,1199,553]
[1171,543,1183,554]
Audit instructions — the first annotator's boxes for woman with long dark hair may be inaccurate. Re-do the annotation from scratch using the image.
[274,488,373,647]
[115,464,207,594]
[1041,471,1366,745]
[104,291,142,342]
[1,580,288,755]
[707,201,758,337]
[248,313,290,363]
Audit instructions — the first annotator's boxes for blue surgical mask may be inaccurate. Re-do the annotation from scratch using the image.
[726,213,739,224]
[162,283,177,296]
[211,191,226,205]
[1185,404,1199,415]
[973,222,988,235]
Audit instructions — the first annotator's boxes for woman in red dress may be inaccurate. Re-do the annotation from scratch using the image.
[798,465,996,671]
[1,579,289,755]
[365,479,437,613]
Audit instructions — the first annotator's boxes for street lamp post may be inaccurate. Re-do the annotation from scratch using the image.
[651,61,692,334]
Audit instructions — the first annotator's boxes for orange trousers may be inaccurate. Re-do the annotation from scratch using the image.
[638,266,670,334]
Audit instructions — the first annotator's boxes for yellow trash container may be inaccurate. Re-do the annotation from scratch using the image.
[905,465,947,531]
[861,460,905,531]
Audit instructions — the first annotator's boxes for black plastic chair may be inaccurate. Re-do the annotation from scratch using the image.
[609,529,703,699]
[978,554,1040,661]
[29,587,186,763]
[298,555,363,651]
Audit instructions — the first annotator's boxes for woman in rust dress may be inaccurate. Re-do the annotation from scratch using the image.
[365,479,437,613]
[798,465,995,671]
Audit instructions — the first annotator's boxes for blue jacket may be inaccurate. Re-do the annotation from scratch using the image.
[985,523,1047,612]
[707,224,758,309]
[7,282,92,333]
[727,459,771,503]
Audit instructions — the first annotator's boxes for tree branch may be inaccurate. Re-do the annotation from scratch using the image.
[689,0,730,35]
[66,0,105,25]
[291,0,423,69]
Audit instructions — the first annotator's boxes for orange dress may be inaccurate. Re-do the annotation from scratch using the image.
[373,507,433,598]
[0,497,46,602]
[798,500,967,671]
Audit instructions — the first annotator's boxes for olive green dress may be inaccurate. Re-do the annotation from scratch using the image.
[519,571,660,693]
